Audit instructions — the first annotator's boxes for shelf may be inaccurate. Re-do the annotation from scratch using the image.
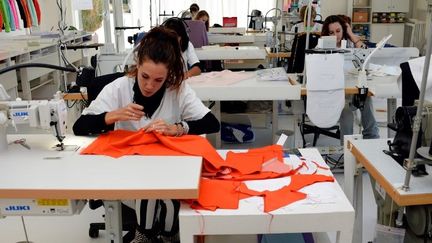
[30,78,55,91]
[353,6,372,8]
[353,22,372,24]
[371,22,405,24]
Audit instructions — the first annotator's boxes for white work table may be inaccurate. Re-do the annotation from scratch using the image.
[0,134,202,243]
[179,148,355,243]
[188,71,301,147]
[207,33,255,44]
[195,46,267,60]
[208,27,246,34]
[344,136,432,243]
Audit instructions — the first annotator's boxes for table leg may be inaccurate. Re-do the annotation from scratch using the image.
[213,101,221,148]
[344,135,363,243]
[336,229,354,243]
[272,100,278,143]
[344,135,361,203]
[353,167,363,243]
[104,200,123,243]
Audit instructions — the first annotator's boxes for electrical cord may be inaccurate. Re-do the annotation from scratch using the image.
[0,63,77,76]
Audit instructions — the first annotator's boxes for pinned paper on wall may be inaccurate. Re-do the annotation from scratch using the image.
[73,0,93,10]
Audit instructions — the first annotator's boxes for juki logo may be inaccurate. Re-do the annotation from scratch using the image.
[5,205,31,211]
[12,111,29,117]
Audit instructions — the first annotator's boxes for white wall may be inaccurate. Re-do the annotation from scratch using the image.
[38,0,75,31]
[320,0,348,19]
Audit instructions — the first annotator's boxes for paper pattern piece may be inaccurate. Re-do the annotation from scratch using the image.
[305,53,345,127]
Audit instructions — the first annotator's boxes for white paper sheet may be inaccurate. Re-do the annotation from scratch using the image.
[305,53,345,91]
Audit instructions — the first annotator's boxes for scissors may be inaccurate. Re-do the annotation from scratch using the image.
[9,138,31,150]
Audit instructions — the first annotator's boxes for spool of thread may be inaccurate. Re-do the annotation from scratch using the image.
[341,39,347,49]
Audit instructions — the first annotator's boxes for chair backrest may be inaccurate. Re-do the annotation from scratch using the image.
[287,32,321,73]
[184,20,208,48]
[87,72,125,102]
[400,62,420,106]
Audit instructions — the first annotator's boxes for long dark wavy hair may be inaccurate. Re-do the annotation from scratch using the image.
[128,27,185,90]
[321,15,349,41]
[162,17,190,52]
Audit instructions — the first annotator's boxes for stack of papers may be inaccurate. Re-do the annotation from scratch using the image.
[257,67,288,81]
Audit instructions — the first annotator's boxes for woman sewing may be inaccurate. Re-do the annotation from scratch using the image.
[73,27,220,243]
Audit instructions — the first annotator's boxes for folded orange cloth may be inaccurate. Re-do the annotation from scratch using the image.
[82,130,334,212]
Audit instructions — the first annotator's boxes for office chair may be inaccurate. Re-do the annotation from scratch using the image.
[287,32,321,74]
[383,61,426,176]
[80,71,138,242]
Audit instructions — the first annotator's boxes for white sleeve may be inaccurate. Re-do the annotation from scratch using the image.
[81,79,123,115]
[178,83,210,121]
[186,42,200,67]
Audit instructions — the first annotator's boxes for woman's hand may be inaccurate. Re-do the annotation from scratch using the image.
[345,23,364,48]
[345,23,355,39]
[143,118,182,136]
[105,103,145,125]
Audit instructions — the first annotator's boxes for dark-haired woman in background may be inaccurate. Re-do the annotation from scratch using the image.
[321,15,364,48]
[162,17,202,79]
[194,10,210,31]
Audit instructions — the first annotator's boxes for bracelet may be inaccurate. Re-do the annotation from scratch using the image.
[180,121,189,134]
[174,123,184,137]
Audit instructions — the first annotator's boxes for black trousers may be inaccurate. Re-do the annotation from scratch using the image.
[135,199,180,237]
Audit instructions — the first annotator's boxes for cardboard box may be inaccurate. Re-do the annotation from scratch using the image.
[353,12,369,23]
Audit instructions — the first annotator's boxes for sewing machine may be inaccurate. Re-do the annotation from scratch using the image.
[0,199,86,216]
[0,89,86,217]
[346,47,420,69]
[0,91,68,152]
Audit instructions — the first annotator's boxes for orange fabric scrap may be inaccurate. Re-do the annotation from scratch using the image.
[81,130,335,212]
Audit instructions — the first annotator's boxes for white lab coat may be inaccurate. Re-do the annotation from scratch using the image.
[82,76,210,130]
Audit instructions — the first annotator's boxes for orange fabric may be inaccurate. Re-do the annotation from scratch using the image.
[82,130,335,212]
[81,130,225,168]
[82,130,283,177]
[225,151,263,175]
[186,174,334,213]
[192,178,242,210]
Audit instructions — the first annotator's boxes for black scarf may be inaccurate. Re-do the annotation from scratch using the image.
[132,78,166,119]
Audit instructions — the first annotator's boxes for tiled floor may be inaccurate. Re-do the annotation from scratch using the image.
[0,98,391,243]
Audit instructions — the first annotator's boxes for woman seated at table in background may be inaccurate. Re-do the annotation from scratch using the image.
[321,15,365,48]
[194,10,210,31]
[321,15,379,140]
[73,27,220,243]
[162,17,202,79]
[291,5,322,33]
